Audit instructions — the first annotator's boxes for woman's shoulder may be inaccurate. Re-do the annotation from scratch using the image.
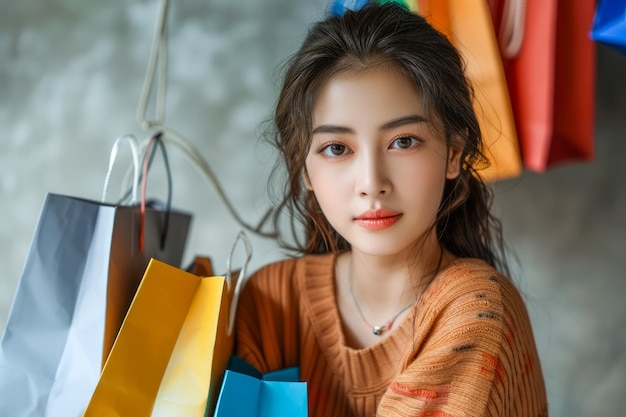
[236,253,336,326]
[244,253,335,291]
[411,257,537,362]
[424,257,527,319]
[435,257,514,293]
[250,252,334,277]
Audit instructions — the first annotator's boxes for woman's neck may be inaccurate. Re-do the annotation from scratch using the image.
[334,234,456,348]
[345,238,446,305]
[345,251,416,310]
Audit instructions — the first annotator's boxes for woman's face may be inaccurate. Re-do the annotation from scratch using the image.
[305,65,461,260]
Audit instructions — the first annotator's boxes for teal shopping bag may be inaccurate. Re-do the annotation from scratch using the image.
[590,0,626,54]
[213,356,308,417]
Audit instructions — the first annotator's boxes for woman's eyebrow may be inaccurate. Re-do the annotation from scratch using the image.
[311,115,428,135]
[311,124,353,135]
[380,115,428,130]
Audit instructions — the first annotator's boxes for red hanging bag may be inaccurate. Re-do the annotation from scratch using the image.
[489,0,597,172]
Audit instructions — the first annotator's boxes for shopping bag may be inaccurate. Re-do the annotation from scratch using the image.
[590,0,626,55]
[328,0,420,16]
[0,135,192,417]
[331,0,522,181]
[425,0,523,181]
[155,232,253,417]
[488,0,596,172]
[0,195,191,417]
[213,356,308,417]
[83,232,253,417]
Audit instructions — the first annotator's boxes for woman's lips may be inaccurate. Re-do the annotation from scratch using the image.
[355,209,403,230]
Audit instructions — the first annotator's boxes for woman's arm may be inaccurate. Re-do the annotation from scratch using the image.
[234,258,301,373]
[377,266,547,417]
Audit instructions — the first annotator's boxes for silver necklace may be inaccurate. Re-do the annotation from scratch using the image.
[348,277,415,336]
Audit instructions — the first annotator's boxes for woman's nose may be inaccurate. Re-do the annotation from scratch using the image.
[354,153,392,197]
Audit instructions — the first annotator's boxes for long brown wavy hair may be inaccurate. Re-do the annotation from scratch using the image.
[265,3,510,276]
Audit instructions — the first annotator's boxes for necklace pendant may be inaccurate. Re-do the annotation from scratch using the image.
[372,326,385,336]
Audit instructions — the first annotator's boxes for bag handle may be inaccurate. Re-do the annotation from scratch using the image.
[134,0,276,239]
[225,231,253,336]
[498,0,526,58]
[101,134,141,204]
[139,132,173,253]
[137,0,168,130]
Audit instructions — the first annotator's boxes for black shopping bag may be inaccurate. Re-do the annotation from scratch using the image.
[0,136,192,417]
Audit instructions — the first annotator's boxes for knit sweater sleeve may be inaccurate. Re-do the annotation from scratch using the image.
[233,258,301,374]
[377,262,547,417]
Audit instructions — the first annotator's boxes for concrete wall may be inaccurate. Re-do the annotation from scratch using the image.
[1,1,624,415]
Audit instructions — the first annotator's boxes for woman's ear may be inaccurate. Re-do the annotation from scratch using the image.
[302,170,313,191]
[446,137,463,180]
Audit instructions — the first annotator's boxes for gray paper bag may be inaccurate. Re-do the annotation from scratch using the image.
[0,192,191,417]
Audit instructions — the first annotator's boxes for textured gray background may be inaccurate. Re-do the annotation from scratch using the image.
[1,1,625,416]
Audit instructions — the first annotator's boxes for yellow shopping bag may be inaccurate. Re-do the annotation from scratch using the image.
[83,232,252,417]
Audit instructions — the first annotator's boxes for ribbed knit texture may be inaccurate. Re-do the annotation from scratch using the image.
[235,253,548,417]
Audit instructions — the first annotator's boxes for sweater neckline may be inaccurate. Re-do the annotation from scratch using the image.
[300,252,419,395]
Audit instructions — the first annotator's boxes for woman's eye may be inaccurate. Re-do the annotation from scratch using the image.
[390,136,420,149]
[321,143,350,156]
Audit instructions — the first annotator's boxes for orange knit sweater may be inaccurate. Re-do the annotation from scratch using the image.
[235,253,548,417]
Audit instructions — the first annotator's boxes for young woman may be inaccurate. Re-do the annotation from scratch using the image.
[234,3,547,416]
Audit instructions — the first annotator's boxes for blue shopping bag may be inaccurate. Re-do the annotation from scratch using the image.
[213,356,308,417]
[590,0,626,54]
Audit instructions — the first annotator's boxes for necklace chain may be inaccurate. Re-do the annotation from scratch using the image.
[348,276,414,336]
